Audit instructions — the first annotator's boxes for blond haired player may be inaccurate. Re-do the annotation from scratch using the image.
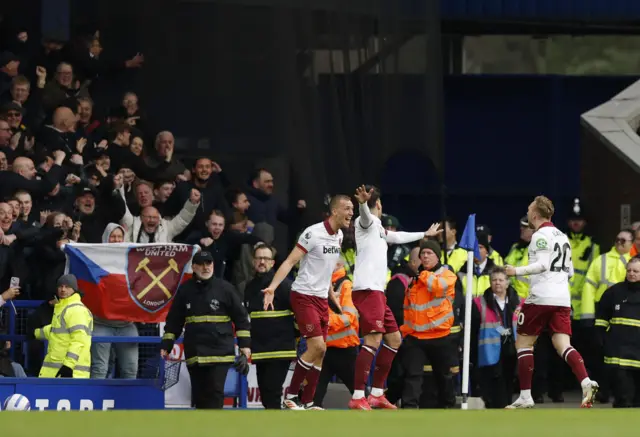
[262,194,353,410]
[505,196,598,409]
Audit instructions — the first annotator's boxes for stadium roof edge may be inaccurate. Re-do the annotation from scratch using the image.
[581,80,640,174]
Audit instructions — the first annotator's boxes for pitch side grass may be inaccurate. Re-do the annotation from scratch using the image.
[2,409,638,437]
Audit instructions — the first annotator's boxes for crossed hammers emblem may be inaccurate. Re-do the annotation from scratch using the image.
[135,257,179,299]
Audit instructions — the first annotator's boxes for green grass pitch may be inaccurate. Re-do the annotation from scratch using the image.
[3,410,640,437]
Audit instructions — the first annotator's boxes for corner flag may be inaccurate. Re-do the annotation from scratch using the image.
[459,214,478,410]
[459,213,480,260]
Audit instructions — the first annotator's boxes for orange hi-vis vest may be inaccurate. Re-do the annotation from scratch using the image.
[401,266,457,340]
[327,268,360,348]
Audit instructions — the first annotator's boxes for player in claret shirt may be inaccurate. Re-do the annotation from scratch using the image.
[349,185,442,410]
[262,194,353,410]
[505,195,599,409]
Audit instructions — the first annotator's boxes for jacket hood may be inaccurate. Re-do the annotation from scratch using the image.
[102,223,126,243]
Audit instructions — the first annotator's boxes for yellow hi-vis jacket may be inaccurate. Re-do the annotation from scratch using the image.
[568,233,600,320]
[440,246,468,273]
[504,242,530,299]
[35,293,93,378]
[580,248,630,321]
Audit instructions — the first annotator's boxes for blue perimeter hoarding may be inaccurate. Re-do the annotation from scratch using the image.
[0,378,164,410]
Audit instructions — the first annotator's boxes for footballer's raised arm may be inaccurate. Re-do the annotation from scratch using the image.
[264,246,305,294]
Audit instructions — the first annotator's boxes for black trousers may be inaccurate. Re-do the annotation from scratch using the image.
[187,363,231,409]
[255,359,291,409]
[401,336,456,408]
[612,367,640,408]
[314,346,358,407]
[478,353,517,409]
[385,345,405,404]
[532,332,565,399]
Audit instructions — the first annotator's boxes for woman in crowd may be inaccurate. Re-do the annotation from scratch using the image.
[471,266,520,408]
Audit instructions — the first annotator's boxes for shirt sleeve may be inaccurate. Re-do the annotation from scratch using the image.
[296,227,316,254]
[514,234,551,276]
[358,203,374,229]
[386,231,424,245]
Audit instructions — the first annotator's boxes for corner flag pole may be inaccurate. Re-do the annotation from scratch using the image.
[459,214,479,410]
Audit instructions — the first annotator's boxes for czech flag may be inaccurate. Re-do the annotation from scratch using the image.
[63,243,198,323]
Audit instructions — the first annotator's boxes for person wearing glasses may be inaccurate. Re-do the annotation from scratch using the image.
[580,229,633,403]
[242,243,296,409]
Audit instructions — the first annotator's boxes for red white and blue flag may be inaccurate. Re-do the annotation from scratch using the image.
[63,243,198,323]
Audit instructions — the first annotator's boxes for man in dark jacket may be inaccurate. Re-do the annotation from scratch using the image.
[243,243,296,409]
[165,157,230,241]
[66,179,126,243]
[160,251,251,409]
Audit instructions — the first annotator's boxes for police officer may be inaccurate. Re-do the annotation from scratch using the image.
[243,243,297,409]
[160,251,251,409]
[566,198,600,324]
[476,224,504,266]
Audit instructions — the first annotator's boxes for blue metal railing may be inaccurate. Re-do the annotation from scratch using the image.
[1,300,248,408]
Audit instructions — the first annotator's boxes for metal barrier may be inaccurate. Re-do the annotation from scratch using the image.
[0,301,248,409]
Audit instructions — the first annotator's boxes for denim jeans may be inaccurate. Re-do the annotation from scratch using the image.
[91,323,139,379]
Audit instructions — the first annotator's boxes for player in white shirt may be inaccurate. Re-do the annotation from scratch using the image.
[262,194,353,410]
[349,185,442,410]
[505,195,598,409]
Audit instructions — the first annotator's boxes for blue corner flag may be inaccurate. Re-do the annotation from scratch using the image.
[459,214,481,260]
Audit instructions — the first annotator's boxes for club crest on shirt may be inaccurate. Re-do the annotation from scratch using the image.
[305,232,312,240]
[376,320,383,328]
[535,238,548,250]
[210,299,220,311]
[306,324,314,332]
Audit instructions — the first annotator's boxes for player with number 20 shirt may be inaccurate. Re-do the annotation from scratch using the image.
[505,195,598,409]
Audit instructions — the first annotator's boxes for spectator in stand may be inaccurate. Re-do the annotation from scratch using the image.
[0,118,13,158]
[0,150,64,200]
[29,212,74,300]
[144,131,188,182]
[91,223,139,380]
[38,106,79,156]
[14,190,36,228]
[66,178,126,243]
[165,157,230,240]
[246,168,306,230]
[41,62,90,114]
[187,209,261,281]
[129,180,154,215]
[1,68,47,130]
[122,92,146,132]
[75,96,100,143]
[130,135,144,158]
[226,188,254,233]
[0,150,7,171]
[0,51,20,97]
[153,181,174,217]
[0,299,27,377]
[120,188,200,243]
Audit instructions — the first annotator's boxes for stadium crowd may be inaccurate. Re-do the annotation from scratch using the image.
[0,23,639,410]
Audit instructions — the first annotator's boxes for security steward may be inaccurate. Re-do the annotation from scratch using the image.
[595,257,640,408]
[314,259,360,407]
[35,274,93,378]
[439,218,468,273]
[456,232,497,297]
[504,217,532,299]
[161,251,251,409]
[400,239,457,408]
[243,243,297,409]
